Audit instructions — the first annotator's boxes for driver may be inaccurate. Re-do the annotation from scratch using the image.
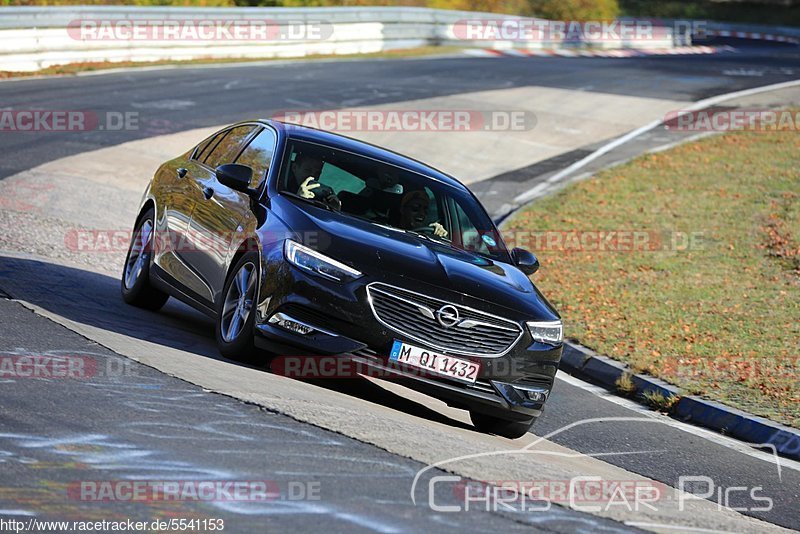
[288,151,341,211]
[398,190,448,238]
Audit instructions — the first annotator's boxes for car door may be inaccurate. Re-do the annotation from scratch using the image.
[189,124,277,306]
[152,128,226,301]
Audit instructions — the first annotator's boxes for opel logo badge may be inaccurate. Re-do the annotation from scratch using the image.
[435,305,460,328]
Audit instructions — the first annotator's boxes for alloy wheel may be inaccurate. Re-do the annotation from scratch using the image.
[124,219,153,290]
[220,262,256,343]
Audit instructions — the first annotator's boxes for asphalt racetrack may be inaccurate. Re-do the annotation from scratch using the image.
[1,39,799,532]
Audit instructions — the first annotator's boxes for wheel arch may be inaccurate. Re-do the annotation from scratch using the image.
[227,237,261,278]
[229,234,267,295]
[133,197,157,229]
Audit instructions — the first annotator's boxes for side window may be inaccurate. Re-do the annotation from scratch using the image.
[204,125,256,169]
[235,128,277,188]
[318,162,364,195]
[193,131,224,162]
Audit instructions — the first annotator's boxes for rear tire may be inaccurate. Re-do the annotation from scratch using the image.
[121,207,169,311]
[215,252,260,363]
[470,411,535,439]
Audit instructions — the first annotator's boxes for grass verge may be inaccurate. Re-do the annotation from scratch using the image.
[0,46,464,80]
[506,124,800,427]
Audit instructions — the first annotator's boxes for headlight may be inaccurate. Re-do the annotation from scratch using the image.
[284,239,362,283]
[526,320,562,345]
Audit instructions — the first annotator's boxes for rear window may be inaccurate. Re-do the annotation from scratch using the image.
[235,127,278,188]
[204,125,256,169]
[193,131,223,162]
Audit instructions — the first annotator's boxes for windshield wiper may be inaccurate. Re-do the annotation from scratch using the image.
[352,220,445,244]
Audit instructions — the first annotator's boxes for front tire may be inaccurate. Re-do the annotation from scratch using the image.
[470,411,535,439]
[216,252,259,362]
[121,207,169,311]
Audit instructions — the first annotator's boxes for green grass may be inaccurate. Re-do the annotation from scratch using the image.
[615,372,636,396]
[642,390,680,413]
[0,45,464,79]
[506,125,800,427]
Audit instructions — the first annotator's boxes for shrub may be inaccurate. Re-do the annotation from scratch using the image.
[525,0,620,20]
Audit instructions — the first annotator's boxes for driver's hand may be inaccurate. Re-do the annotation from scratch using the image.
[298,177,320,199]
[429,222,448,238]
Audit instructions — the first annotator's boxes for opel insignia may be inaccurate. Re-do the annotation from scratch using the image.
[121,120,563,438]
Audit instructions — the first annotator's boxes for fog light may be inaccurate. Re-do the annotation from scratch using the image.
[268,312,314,335]
[513,385,549,403]
[524,390,547,402]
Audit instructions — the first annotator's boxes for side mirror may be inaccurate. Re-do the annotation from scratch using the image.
[215,164,253,194]
[511,247,539,275]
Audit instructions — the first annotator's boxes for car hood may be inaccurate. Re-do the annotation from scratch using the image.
[274,197,560,320]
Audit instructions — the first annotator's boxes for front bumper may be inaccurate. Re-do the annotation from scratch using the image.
[254,258,562,420]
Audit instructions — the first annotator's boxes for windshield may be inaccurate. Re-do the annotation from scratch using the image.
[278,139,509,262]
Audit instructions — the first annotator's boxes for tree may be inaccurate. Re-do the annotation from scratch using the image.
[525,0,620,20]
[428,0,529,14]
[277,0,424,6]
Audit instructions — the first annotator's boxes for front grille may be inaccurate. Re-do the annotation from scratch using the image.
[352,347,381,361]
[366,283,523,357]
[468,378,497,395]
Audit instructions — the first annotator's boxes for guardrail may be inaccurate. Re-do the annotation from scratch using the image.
[0,6,680,72]
[618,17,800,44]
[698,20,800,44]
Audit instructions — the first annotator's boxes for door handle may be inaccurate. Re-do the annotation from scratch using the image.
[177,167,188,178]
[203,186,214,200]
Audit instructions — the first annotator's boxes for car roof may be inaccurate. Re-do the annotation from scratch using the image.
[259,119,469,192]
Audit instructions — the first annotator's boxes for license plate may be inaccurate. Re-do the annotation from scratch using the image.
[389,340,480,383]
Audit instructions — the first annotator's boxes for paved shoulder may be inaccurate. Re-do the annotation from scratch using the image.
[0,296,634,533]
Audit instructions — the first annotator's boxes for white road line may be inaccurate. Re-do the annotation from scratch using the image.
[513,78,800,204]
[625,523,731,533]
[555,371,800,474]
[0,510,36,517]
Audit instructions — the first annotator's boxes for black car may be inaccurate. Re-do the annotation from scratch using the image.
[121,120,563,438]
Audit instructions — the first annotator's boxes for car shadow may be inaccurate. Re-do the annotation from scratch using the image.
[0,254,471,431]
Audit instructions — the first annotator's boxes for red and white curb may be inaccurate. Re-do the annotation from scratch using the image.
[702,29,800,45]
[466,45,732,59]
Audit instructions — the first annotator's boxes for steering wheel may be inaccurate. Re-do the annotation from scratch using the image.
[311,183,342,211]
[311,182,335,200]
[412,225,435,234]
